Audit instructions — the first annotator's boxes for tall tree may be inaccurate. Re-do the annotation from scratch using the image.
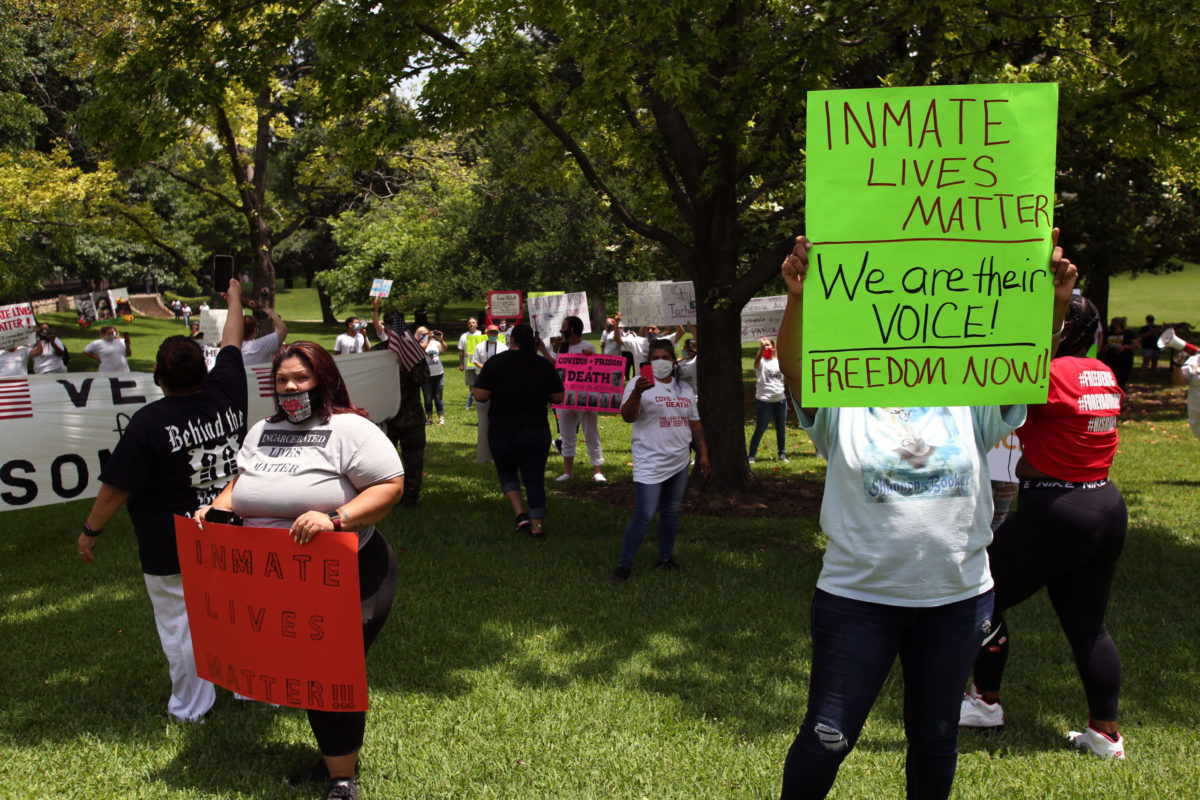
[413,0,1200,487]
[72,0,430,315]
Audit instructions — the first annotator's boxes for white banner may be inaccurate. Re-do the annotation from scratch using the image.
[618,281,670,328]
[107,287,130,314]
[740,295,788,342]
[0,303,36,349]
[0,350,399,512]
[527,291,590,339]
[661,281,696,325]
[198,309,227,347]
[986,431,1023,483]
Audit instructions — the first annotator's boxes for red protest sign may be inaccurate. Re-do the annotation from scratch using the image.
[552,353,626,413]
[175,516,367,711]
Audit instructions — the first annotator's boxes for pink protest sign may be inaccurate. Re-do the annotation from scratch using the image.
[552,353,626,413]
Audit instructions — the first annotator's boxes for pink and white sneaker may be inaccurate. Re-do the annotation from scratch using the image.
[1068,726,1125,760]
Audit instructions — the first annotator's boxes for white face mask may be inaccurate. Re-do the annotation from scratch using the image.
[651,359,674,380]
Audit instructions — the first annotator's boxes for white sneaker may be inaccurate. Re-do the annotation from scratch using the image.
[748,456,756,464]
[555,473,572,482]
[1068,726,1125,759]
[959,695,1004,729]
[593,473,607,483]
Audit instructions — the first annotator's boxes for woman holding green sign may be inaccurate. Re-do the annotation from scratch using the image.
[773,231,1076,799]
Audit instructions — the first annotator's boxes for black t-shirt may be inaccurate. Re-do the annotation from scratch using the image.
[100,345,248,575]
[474,350,564,434]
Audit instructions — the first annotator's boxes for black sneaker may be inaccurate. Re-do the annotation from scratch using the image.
[553,437,563,455]
[325,777,359,800]
[654,557,682,571]
[610,565,631,583]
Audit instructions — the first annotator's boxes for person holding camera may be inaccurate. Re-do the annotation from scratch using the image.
[415,326,447,425]
[334,317,371,355]
[75,279,246,724]
[240,303,288,365]
[30,322,69,373]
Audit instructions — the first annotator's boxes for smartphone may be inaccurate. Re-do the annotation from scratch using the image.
[213,256,234,293]
[203,508,242,526]
[640,362,654,382]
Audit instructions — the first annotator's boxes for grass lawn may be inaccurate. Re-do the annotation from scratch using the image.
[1107,261,1200,327]
[3,279,1200,798]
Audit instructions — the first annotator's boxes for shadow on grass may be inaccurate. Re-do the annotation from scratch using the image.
[7,404,1200,794]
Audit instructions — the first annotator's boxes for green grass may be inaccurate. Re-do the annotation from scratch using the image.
[1108,261,1200,326]
[4,280,1200,798]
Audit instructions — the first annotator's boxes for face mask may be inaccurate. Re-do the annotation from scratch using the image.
[103,333,117,342]
[488,335,498,343]
[278,388,316,424]
[651,359,674,380]
[763,346,774,360]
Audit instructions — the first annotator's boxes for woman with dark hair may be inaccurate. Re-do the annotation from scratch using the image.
[960,291,1129,760]
[473,323,565,537]
[773,233,1075,800]
[199,340,404,800]
[83,325,131,372]
[610,338,709,583]
[76,280,246,724]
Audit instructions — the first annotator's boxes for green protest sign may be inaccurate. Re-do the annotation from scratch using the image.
[801,83,1058,407]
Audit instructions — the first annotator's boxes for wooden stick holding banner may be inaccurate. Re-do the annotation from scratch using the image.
[801,82,1059,406]
[175,517,367,711]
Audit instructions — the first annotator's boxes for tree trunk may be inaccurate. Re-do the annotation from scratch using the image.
[316,281,337,325]
[692,299,754,489]
[1087,269,1111,330]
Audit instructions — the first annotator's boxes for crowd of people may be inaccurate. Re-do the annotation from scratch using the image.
[29,239,1193,800]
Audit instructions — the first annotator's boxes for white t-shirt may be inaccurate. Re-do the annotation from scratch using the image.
[0,346,30,377]
[1180,353,1200,429]
[83,336,130,372]
[232,413,404,542]
[677,356,698,393]
[425,340,444,376]
[623,376,699,484]
[550,340,597,361]
[620,331,676,364]
[334,332,368,355]
[458,330,479,369]
[241,332,281,365]
[755,356,785,402]
[471,339,508,369]
[32,337,67,373]
[800,405,1025,607]
[600,329,621,355]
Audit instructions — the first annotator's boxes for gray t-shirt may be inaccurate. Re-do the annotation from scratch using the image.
[232,412,403,545]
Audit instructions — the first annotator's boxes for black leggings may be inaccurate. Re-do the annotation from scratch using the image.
[307,529,397,756]
[973,479,1127,721]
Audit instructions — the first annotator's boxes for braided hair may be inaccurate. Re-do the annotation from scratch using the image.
[1056,293,1100,359]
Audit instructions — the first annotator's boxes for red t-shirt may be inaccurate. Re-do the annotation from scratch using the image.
[1017,356,1122,481]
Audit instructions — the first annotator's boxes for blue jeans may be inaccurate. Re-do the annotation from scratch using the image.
[780,588,994,800]
[617,466,689,567]
[749,398,787,458]
[488,426,551,519]
[422,373,445,416]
